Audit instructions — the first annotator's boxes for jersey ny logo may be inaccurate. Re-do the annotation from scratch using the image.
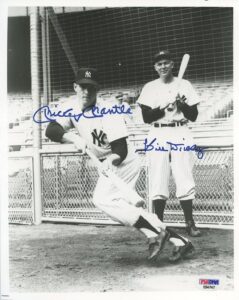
[91,129,107,147]
[85,71,91,78]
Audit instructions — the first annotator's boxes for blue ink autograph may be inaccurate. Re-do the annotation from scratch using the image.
[33,104,132,124]
[136,138,204,159]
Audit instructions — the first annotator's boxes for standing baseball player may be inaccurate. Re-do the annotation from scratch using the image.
[115,92,134,124]
[137,50,201,237]
[45,67,194,262]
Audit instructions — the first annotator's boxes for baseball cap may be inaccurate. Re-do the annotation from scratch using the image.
[75,67,99,87]
[153,50,173,63]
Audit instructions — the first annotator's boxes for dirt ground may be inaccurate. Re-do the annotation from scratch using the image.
[9,223,233,292]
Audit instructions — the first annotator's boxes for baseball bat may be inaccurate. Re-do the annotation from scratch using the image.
[175,53,190,99]
[85,148,146,208]
[167,53,190,109]
[178,53,190,81]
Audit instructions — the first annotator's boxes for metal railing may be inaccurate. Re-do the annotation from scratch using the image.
[8,146,233,228]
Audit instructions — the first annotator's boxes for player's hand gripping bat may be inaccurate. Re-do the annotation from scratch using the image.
[85,148,146,208]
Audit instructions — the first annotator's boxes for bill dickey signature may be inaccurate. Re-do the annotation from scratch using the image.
[136,138,204,159]
[33,104,132,124]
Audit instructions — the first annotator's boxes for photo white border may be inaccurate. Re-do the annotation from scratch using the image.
[1,1,239,300]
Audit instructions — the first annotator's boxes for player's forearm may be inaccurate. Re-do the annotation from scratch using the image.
[140,104,165,124]
[180,104,198,122]
[61,132,80,144]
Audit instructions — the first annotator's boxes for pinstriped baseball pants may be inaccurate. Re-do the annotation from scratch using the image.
[147,126,195,202]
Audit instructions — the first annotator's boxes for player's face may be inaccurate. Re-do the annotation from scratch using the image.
[154,59,174,79]
[74,83,97,109]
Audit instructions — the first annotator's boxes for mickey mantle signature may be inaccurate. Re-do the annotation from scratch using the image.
[33,104,132,124]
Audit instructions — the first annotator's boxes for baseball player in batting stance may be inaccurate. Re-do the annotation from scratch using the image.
[137,50,201,237]
[45,67,194,262]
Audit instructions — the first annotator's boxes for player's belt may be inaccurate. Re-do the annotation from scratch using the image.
[154,121,187,128]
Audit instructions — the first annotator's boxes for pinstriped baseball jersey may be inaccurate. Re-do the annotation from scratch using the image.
[137,77,200,123]
[54,96,132,160]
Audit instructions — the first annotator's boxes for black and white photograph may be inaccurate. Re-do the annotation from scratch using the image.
[1,0,239,299]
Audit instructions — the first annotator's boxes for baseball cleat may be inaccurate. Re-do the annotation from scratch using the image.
[147,230,170,261]
[168,241,195,263]
[186,220,201,237]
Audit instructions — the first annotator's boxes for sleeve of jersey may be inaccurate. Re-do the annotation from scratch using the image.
[184,81,200,106]
[53,101,74,131]
[45,122,66,143]
[137,84,153,107]
[110,137,128,162]
[102,114,128,143]
[140,104,165,124]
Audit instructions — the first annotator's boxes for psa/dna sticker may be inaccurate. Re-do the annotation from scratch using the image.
[199,279,220,289]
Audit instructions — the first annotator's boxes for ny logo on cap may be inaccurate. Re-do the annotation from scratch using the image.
[85,71,91,78]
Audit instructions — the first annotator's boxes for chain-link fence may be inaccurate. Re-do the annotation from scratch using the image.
[8,156,34,224]
[165,147,233,226]
[8,147,233,227]
[41,153,148,223]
